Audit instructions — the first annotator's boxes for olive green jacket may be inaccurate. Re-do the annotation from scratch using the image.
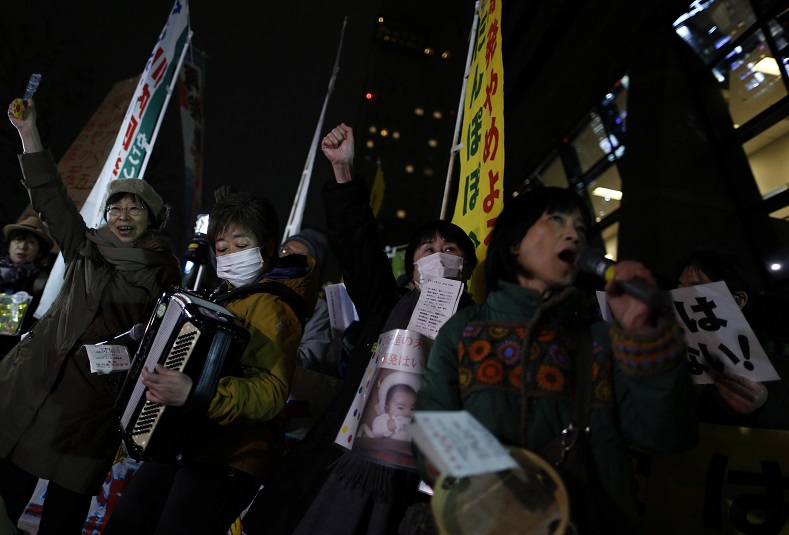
[0,150,180,494]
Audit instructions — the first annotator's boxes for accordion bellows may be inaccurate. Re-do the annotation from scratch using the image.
[116,289,249,463]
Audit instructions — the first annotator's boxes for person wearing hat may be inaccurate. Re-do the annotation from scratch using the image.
[279,229,333,373]
[2,99,180,534]
[0,215,55,359]
[2,214,54,265]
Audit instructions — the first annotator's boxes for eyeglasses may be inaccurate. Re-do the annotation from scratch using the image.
[106,205,145,218]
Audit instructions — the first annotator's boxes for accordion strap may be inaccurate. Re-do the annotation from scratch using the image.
[213,281,307,329]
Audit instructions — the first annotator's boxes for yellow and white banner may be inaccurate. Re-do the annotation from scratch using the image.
[452,0,505,301]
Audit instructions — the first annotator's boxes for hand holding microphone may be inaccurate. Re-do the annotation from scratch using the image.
[576,248,667,309]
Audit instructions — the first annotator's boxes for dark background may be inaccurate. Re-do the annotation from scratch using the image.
[0,0,476,281]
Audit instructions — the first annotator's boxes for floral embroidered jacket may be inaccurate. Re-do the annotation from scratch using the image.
[416,281,697,526]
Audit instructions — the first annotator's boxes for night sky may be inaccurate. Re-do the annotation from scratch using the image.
[0,0,473,276]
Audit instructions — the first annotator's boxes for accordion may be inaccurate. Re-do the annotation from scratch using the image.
[117,289,249,463]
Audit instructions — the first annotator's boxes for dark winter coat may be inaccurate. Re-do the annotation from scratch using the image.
[0,150,180,494]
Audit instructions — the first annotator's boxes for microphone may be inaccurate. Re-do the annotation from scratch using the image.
[97,323,146,346]
[576,249,666,308]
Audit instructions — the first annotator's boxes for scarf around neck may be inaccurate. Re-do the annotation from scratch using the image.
[86,226,179,272]
[0,256,40,284]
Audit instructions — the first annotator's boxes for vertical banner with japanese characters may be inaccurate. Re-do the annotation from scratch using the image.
[452,0,505,301]
[177,46,207,234]
[34,0,192,319]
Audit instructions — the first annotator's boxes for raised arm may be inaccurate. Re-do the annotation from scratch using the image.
[321,123,399,320]
[321,123,354,183]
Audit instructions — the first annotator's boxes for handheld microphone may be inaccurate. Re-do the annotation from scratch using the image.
[97,323,146,346]
[576,249,666,308]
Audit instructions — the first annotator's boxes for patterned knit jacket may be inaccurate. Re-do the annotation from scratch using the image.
[416,281,697,527]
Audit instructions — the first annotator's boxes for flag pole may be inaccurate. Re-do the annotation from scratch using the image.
[440,2,479,220]
[282,17,348,242]
[138,30,194,179]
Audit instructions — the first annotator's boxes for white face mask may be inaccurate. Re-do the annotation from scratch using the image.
[414,252,464,282]
[216,247,266,287]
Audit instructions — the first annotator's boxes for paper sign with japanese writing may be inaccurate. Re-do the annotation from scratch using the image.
[452,0,505,301]
[671,281,778,384]
[411,410,518,478]
[325,283,359,339]
[596,282,778,384]
[335,328,431,470]
[85,344,131,375]
[407,277,464,339]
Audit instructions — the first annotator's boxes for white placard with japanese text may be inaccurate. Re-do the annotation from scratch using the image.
[407,277,464,340]
[335,328,431,451]
[411,410,518,478]
[85,344,131,375]
[597,282,779,384]
[324,282,359,339]
[671,281,778,384]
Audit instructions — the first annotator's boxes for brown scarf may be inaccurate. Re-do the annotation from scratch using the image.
[86,226,179,273]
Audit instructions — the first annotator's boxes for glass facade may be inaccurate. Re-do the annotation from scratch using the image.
[521,1,789,269]
[714,30,787,126]
[673,0,757,63]
[673,0,789,223]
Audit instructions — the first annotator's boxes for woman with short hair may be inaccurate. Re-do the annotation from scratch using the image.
[416,186,697,533]
[1,98,180,534]
[0,214,54,358]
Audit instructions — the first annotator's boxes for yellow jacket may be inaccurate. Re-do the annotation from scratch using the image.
[193,255,318,481]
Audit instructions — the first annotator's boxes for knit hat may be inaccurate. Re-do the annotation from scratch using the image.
[283,228,328,267]
[4,215,54,250]
[374,370,423,415]
[103,178,169,230]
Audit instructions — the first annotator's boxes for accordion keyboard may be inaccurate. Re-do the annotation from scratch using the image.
[130,322,201,448]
